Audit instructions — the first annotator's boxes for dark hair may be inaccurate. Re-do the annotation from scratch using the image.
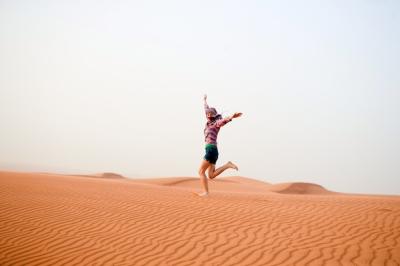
[207,114,222,125]
[214,114,222,121]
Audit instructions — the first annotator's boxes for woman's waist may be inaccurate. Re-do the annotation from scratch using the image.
[205,143,218,148]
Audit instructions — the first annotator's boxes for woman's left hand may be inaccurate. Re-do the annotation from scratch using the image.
[232,112,243,119]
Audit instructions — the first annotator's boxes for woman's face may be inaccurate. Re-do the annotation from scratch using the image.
[206,112,214,120]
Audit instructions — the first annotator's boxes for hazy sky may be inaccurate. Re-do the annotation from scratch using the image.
[1,0,399,195]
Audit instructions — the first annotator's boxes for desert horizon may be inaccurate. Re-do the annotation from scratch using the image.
[3,168,400,197]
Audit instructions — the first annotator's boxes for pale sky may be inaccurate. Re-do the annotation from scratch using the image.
[1,0,399,195]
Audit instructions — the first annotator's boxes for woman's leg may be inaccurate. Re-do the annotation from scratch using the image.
[198,159,211,195]
[208,161,238,179]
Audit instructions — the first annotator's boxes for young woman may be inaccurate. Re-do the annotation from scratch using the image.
[197,94,243,196]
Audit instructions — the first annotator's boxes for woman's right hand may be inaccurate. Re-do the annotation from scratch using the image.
[203,94,207,101]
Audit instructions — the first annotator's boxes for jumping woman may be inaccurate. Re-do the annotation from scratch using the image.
[197,94,243,197]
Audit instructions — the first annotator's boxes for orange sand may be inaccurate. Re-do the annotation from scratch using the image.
[1,170,399,265]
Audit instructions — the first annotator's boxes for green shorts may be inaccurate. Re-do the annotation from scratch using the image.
[204,144,219,165]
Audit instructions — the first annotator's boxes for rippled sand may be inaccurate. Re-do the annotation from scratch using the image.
[1,171,399,265]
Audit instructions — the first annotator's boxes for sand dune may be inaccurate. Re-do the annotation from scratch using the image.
[71,172,126,179]
[133,176,273,193]
[268,182,335,195]
[1,170,399,265]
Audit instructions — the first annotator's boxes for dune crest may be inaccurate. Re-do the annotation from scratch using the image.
[269,182,335,195]
[132,176,273,193]
[68,172,126,179]
[95,172,125,179]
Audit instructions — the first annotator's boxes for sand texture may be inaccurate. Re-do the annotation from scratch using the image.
[1,171,399,265]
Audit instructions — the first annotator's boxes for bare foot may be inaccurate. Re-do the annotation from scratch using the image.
[197,191,209,197]
[228,161,239,171]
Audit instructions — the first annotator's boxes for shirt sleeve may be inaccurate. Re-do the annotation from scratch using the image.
[215,117,232,128]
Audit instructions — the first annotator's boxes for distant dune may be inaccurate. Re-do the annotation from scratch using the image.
[268,182,336,195]
[70,172,126,179]
[132,176,273,193]
[1,170,399,265]
[34,172,126,179]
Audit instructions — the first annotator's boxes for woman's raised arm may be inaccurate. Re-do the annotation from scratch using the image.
[203,94,210,114]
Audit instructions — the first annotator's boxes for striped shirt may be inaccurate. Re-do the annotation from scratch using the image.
[204,102,232,145]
